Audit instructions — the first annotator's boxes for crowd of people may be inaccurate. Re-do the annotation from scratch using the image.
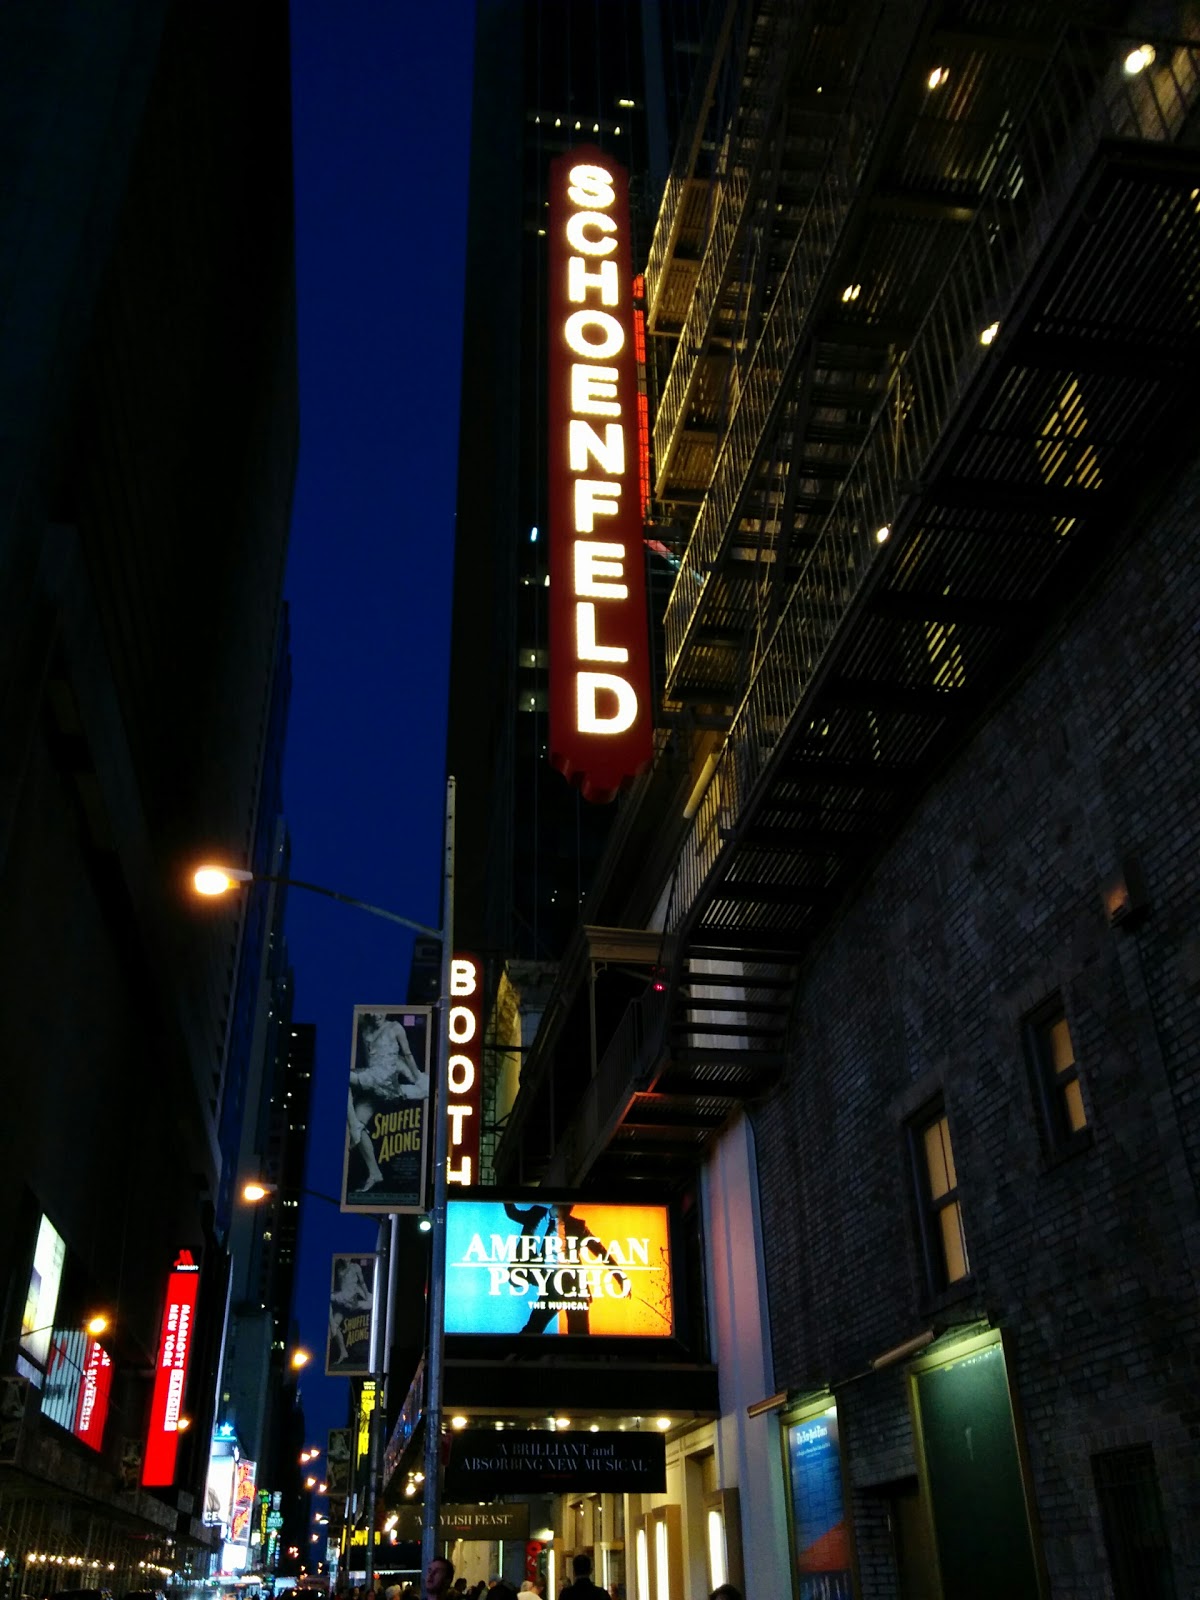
[338,1554,742,1600]
[348,1554,746,1600]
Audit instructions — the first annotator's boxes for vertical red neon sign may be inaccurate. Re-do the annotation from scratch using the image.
[547,147,653,803]
[74,1338,113,1451]
[446,955,482,1186]
[142,1251,200,1486]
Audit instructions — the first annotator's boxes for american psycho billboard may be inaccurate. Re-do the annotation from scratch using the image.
[445,1200,674,1337]
[342,1004,431,1212]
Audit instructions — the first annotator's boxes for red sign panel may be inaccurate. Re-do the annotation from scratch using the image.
[447,955,482,1186]
[74,1337,113,1451]
[142,1251,200,1487]
[547,147,653,803]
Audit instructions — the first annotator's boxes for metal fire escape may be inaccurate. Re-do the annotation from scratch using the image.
[498,2,1200,1190]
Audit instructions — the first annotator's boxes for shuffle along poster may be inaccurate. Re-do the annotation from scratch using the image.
[444,1200,674,1337]
[341,1004,431,1212]
[325,1254,377,1377]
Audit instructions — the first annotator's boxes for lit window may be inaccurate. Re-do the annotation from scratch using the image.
[911,1107,970,1291]
[1025,999,1090,1156]
[519,689,548,713]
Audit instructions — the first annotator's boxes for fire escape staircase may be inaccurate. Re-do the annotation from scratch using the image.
[508,23,1200,1192]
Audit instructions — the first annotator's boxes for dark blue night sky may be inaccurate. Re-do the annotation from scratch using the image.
[283,1,473,1477]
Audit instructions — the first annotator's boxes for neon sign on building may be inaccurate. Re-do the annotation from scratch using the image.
[446,955,482,1185]
[547,148,653,803]
[142,1250,200,1487]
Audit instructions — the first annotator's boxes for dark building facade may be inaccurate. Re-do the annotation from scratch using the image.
[448,1,1200,1597]
[0,0,297,1588]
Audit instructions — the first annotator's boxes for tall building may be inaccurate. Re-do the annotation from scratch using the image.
[446,2,1200,1597]
[0,0,297,1588]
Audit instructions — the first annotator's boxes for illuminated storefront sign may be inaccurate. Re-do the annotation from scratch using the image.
[142,1250,200,1487]
[447,955,482,1186]
[75,1336,113,1450]
[41,1330,112,1453]
[547,147,653,803]
[445,1200,673,1337]
[357,1380,377,1466]
[784,1405,852,1599]
[444,1430,666,1495]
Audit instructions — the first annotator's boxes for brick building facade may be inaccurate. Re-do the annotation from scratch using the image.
[755,452,1200,1594]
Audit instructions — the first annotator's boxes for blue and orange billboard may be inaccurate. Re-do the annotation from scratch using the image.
[445,1200,673,1337]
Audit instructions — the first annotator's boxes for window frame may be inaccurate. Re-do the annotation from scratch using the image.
[1024,994,1092,1161]
[908,1102,973,1298]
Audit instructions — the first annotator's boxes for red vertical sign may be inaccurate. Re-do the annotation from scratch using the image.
[447,955,482,1186]
[547,147,653,802]
[142,1251,200,1487]
[74,1338,113,1451]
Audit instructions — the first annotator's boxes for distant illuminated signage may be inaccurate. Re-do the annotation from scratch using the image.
[41,1329,86,1433]
[547,147,653,802]
[786,1408,851,1597]
[342,1004,431,1212]
[205,1453,236,1532]
[20,1216,66,1380]
[74,1337,113,1451]
[230,1458,257,1545]
[445,1200,673,1337]
[446,956,482,1186]
[142,1251,200,1487]
[40,1329,111,1453]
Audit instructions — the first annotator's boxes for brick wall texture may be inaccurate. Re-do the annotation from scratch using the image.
[753,451,1200,1597]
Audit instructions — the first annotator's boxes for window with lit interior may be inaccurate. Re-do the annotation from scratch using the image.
[910,1107,970,1293]
[1025,997,1090,1157]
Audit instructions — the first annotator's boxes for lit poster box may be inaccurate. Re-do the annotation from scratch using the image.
[445,1200,673,1338]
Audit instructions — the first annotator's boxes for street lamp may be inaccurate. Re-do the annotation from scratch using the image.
[190,776,456,1587]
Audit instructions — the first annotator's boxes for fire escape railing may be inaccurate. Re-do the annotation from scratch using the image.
[542,980,671,1186]
[663,29,1200,938]
[644,0,742,329]
[660,6,925,690]
[652,4,802,484]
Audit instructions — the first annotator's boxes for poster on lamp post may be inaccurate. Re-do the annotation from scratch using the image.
[325,1254,378,1377]
[341,1003,431,1212]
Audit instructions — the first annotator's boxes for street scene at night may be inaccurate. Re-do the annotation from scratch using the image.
[0,4,1198,1600]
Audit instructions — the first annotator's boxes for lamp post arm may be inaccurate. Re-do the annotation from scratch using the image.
[421,775,456,1575]
[247,873,441,941]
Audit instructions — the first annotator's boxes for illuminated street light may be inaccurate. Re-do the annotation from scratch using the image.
[290,1349,312,1371]
[190,778,456,1590]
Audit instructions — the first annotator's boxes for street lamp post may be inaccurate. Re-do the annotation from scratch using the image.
[194,775,456,1588]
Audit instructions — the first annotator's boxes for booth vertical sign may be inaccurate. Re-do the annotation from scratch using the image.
[547,148,653,802]
[447,955,482,1185]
